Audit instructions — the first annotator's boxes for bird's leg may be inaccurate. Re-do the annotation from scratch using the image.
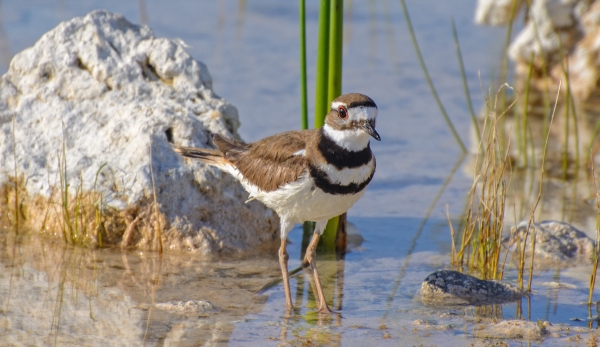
[278,238,293,312]
[279,220,295,312]
[303,227,333,314]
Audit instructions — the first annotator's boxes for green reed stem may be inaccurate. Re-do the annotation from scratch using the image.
[562,80,570,180]
[451,18,479,145]
[497,0,519,153]
[569,93,580,176]
[322,0,344,245]
[589,164,600,305]
[59,123,72,243]
[527,120,537,171]
[59,142,71,243]
[525,81,562,291]
[523,0,552,141]
[556,33,577,180]
[521,54,534,168]
[314,0,331,128]
[327,0,343,103]
[586,119,600,167]
[149,146,163,254]
[300,0,312,235]
[300,0,308,130]
[94,163,107,247]
[384,0,401,74]
[399,0,466,153]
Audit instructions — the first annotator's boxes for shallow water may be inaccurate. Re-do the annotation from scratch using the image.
[1,0,600,346]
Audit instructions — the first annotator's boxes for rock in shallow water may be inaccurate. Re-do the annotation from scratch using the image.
[506,220,595,267]
[474,320,548,340]
[475,0,525,26]
[155,300,215,316]
[0,10,278,253]
[476,0,600,104]
[420,270,523,306]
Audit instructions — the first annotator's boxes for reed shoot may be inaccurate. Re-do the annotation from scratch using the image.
[399,0,466,154]
[453,85,516,280]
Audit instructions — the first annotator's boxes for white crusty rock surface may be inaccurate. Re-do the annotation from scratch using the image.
[476,0,591,69]
[0,10,278,253]
[508,0,585,65]
[475,0,524,26]
[474,320,548,340]
[564,1,600,100]
[476,0,600,99]
[505,220,595,267]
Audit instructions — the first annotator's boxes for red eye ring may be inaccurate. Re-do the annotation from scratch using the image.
[338,106,348,119]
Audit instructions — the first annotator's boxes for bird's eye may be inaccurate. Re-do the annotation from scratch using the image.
[338,106,348,120]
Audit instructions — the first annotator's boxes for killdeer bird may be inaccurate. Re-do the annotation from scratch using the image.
[174,93,379,313]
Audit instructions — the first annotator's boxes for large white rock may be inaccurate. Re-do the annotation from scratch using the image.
[563,1,600,100]
[0,10,278,253]
[475,0,524,26]
[509,0,583,67]
[475,0,591,73]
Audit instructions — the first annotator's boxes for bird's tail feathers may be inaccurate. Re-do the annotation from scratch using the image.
[173,146,228,166]
[213,133,247,156]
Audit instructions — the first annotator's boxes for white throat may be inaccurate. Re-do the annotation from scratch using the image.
[323,124,370,152]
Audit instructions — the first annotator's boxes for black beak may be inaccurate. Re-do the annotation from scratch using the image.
[362,122,381,141]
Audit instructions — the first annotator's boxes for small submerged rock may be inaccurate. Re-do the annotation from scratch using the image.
[155,300,215,316]
[505,220,595,266]
[420,270,523,306]
[474,320,548,340]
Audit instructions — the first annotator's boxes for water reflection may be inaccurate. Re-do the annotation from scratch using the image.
[4,219,595,345]
[0,226,368,346]
[0,229,276,345]
[384,153,466,319]
[235,0,247,43]
[138,0,148,25]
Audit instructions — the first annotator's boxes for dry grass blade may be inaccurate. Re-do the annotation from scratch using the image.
[523,79,561,292]
[452,84,518,280]
[46,122,110,247]
[399,0,467,153]
[12,114,19,233]
[451,17,479,145]
[589,160,600,306]
[149,145,163,254]
[447,204,456,266]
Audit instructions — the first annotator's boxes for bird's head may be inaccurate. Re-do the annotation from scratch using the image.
[323,93,380,151]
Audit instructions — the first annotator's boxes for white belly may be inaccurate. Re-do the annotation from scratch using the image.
[258,175,364,223]
[221,156,374,225]
[237,171,366,223]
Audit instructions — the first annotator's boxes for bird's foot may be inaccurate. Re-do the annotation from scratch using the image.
[285,303,294,313]
[317,305,336,315]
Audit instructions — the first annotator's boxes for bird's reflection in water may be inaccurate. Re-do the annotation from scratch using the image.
[271,221,363,345]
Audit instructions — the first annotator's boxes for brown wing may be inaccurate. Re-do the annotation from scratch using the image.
[221,130,316,192]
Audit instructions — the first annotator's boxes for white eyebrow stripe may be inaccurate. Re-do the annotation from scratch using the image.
[331,101,346,109]
[292,149,306,156]
[330,102,377,120]
[347,106,377,121]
